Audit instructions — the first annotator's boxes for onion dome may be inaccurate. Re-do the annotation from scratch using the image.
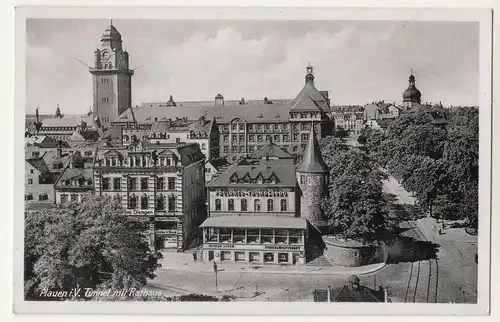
[101,21,122,42]
[403,72,422,103]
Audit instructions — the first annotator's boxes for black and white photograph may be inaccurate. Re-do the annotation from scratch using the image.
[13,6,492,316]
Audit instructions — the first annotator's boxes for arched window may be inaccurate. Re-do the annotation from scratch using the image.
[280,199,287,212]
[267,199,274,211]
[254,199,261,211]
[156,194,165,210]
[215,198,221,211]
[128,194,137,209]
[168,195,176,211]
[141,195,148,209]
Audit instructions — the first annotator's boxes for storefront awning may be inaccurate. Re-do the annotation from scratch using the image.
[200,215,307,230]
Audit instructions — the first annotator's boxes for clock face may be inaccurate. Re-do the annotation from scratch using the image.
[101,51,110,62]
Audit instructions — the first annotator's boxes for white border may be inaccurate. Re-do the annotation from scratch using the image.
[9,4,493,318]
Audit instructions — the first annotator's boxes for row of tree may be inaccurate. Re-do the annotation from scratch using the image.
[318,136,398,243]
[25,196,161,300]
[358,107,479,229]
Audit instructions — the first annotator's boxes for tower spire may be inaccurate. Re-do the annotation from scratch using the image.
[297,125,328,173]
[110,19,113,26]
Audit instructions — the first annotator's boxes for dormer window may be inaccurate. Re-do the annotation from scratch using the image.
[229,173,238,184]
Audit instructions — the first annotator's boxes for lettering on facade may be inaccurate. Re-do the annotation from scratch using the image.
[207,244,235,249]
[125,210,154,215]
[264,245,301,251]
[214,189,289,198]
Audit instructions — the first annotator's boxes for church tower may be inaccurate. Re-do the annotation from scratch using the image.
[296,126,328,226]
[402,70,422,110]
[90,20,134,127]
[305,63,315,86]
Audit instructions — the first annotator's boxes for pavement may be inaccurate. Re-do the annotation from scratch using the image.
[158,251,386,276]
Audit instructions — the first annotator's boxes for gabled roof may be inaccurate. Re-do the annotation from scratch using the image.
[207,161,296,188]
[26,158,49,173]
[290,92,324,113]
[206,157,230,169]
[249,143,293,160]
[297,128,328,173]
[291,82,330,112]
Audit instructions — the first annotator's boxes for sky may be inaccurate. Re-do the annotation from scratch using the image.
[26,19,479,115]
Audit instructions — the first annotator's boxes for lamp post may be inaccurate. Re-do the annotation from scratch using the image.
[213,261,218,292]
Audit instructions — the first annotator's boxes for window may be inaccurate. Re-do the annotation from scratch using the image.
[113,178,121,190]
[231,124,237,131]
[29,169,34,174]
[247,229,260,244]
[223,146,229,153]
[283,135,289,142]
[141,195,148,209]
[168,196,176,211]
[257,135,263,142]
[38,193,48,201]
[128,177,137,190]
[232,146,237,152]
[239,146,244,153]
[233,229,245,244]
[223,135,229,142]
[249,252,260,262]
[235,251,246,262]
[201,143,206,150]
[60,194,67,203]
[215,198,221,211]
[264,252,274,262]
[275,229,288,244]
[257,125,262,131]
[31,152,40,158]
[156,177,165,190]
[27,179,33,185]
[239,134,244,142]
[228,199,234,211]
[248,146,255,153]
[128,195,138,209]
[273,124,279,131]
[101,97,109,103]
[156,195,165,210]
[300,175,306,184]
[239,124,244,131]
[254,199,261,211]
[141,177,148,190]
[220,228,231,243]
[274,135,280,142]
[84,150,92,156]
[301,133,309,141]
[232,136,237,142]
[265,125,270,131]
[281,199,287,212]
[261,229,274,244]
[168,177,176,190]
[241,199,247,211]
[25,194,33,201]
[292,133,299,142]
[267,199,274,211]
[102,177,110,190]
[289,230,303,244]
[278,253,289,263]
[207,228,219,242]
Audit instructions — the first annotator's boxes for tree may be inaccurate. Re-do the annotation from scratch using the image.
[318,145,396,243]
[334,125,349,139]
[25,195,161,300]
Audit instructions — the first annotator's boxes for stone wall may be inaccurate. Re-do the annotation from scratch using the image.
[299,174,325,225]
[324,238,386,267]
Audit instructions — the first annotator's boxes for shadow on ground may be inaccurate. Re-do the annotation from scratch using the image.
[386,236,440,264]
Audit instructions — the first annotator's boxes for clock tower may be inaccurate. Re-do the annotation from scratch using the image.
[90,21,134,127]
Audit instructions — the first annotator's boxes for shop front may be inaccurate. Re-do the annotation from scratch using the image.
[154,218,179,250]
[199,215,307,265]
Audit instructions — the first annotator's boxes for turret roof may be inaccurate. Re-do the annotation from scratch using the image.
[297,127,328,173]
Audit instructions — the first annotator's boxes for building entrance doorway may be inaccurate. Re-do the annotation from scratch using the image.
[208,251,214,261]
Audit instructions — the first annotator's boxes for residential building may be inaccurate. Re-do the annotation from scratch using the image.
[92,142,206,251]
[54,151,94,203]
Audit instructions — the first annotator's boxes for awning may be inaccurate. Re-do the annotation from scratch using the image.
[199,215,307,230]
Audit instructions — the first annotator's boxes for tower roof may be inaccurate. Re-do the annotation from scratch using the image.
[101,22,122,42]
[403,71,421,102]
[297,127,328,173]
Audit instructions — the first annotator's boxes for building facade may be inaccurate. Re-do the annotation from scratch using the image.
[112,64,334,163]
[200,143,308,265]
[93,143,206,251]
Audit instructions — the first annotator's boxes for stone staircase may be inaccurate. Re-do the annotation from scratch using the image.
[306,254,333,267]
